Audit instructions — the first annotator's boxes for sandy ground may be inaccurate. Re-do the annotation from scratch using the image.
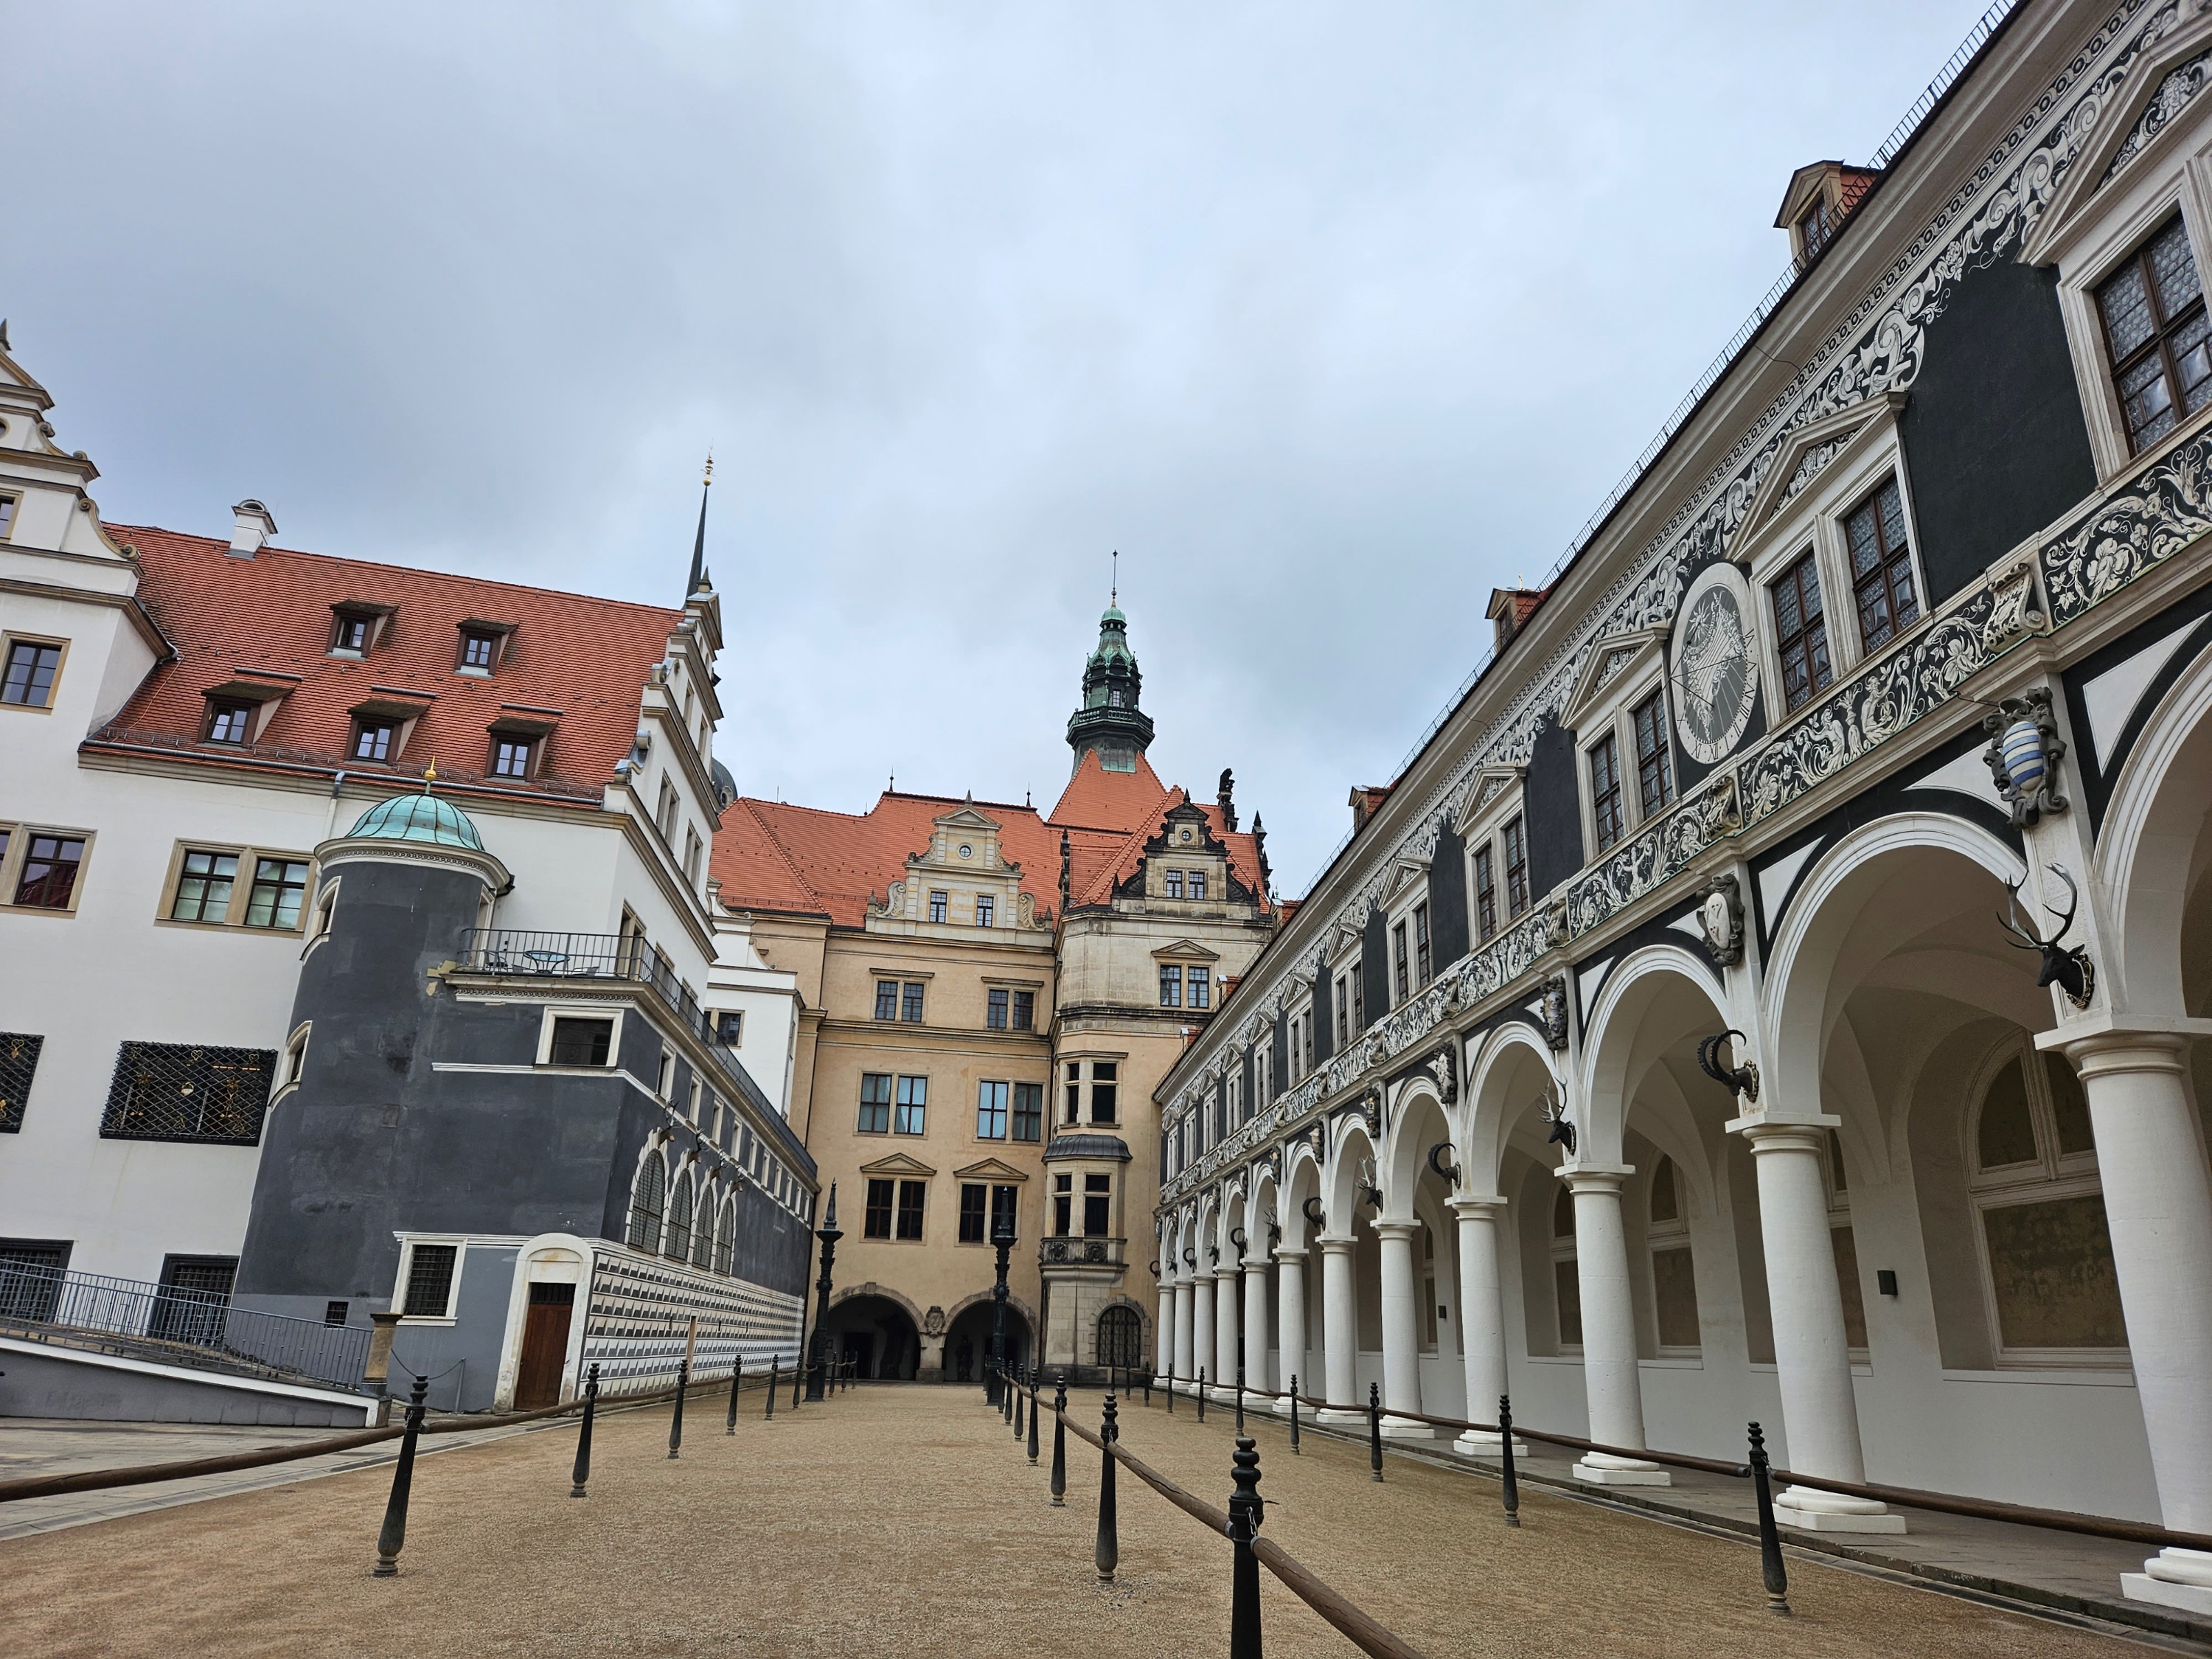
[0,1384,2161,1658]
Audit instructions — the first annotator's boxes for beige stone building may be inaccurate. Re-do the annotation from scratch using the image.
[710,603,1276,1380]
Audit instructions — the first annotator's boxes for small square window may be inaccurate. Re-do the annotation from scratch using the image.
[245,858,311,929]
[715,1010,743,1045]
[492,736,535,779]
[549,1017,613,1066]
[15,835,84,910]
[172,849,239,922]
[332,613,372,653]
[207,702,254,745]
[352,720,396,762]
[401,1244,458,1318]
[459,630,498,670]
[2,641,63,709]
[324,1300,349,1327]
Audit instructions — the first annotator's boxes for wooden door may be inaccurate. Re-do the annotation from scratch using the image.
[515,1282,575,1408]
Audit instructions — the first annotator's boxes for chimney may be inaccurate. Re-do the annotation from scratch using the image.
[229,498,277,558]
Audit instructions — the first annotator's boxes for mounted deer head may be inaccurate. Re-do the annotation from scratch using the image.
[1356,1156,1383,1212]
[1696,1029,1760,1102]
[1998,864,2096,1009]
[1539,1084,1576,1158]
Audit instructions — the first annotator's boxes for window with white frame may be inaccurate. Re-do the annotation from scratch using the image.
[1550,1186,1581,1352]
[397,1240,462,1320]
[1644,1156,1700,1353]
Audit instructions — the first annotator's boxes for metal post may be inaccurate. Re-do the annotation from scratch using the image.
[1095,1393,1119,1584]
[1166,1366,1175,1413]
[1027,1371,1040,1465]
[807,1185,843,1402]
[569,1363,599,1498]
[1228,1434,1264,1659]
[1142,1369,1151,1408]
[371,1375,429,1578]
[792,1347,804,1410]
[1368,1381,1384,1482]
[1289,1372,1301,1455]
[1197,1365,1206,1423]
[1050,1375,1068,1506]
[1748,1422,1792,1615]
[668,1356,689,1458]
[987,1211,1015,1408]
[726,1354,742,1435]
[1235,1364,1245,1435]
[1498,1394,1520,1527]
[766,1354,778,1419]
[1013,1376,1025,1440]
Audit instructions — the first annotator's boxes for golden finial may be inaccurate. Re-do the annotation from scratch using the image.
[422,759,438,793]
[703,449,714,487]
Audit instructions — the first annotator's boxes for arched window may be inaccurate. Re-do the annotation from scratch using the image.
[1645,1155,1700,1352]
[691,1181,717,1270]
[1967,1038,2126,1365]
[1097,1304,1142,1368]
[628,1152,667,1253]
[1419,1220,1439,1352]
[1551,1184,1581,1349]
[666,1172,695,1262]
[714,1197,735,1276]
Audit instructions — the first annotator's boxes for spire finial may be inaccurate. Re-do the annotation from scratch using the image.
[1110,549,1118,608]
[686,454,714,598]
[422,759,438,793]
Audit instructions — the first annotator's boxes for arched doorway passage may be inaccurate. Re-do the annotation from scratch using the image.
[821,1293,922,1380]
[1097,1304,1143,1369]
[945,1300,1031,1382]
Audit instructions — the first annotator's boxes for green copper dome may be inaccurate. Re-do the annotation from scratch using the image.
[347,791,486,851]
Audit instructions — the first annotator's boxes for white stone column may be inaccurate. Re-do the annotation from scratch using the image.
[1156,1278,1178,1380]
[1275,1249,1309,1405]
[1316,1233,1363,1425]
[1374,1220,1433,1439]
[1741,1121,1902,1532]
[1173,1271,1195,1387]
[2059,1032,2212,1615]
[1190,1272,1214,1394]
[1450,1196,1520,1456]
[1211,1266,1241,1398]
[1567,1169,1668,1486]
[1242,1259,1272,1397]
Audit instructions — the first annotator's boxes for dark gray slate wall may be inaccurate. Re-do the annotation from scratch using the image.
[1523,714,1582,903]
[1899,260,2096,608]
[0,1343,371,1426]
[1428,817,1470,969]
[1270,1009,1288,1102]
[1361,905,1389,1026]
[1310,962,1333,1064]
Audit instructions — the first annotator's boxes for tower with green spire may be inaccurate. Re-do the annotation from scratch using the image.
[1065,586,1155,776]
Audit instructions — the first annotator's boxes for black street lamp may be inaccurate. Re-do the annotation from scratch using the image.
[985,1207,1015,1406]
[805,1182,842,1402]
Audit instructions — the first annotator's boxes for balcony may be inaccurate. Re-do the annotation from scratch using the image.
[1038,1235,1127,1267]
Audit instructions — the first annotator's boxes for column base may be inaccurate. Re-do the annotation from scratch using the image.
[1573,1452,1671,1487]
[1773,1487,1907,1534]
[1450,1430,1528,1458]
[1313,1408,1368,1430]
[1206,1386,1240,1404]
[1380,1415,1438,1441]
[2124,1549,2212,1616]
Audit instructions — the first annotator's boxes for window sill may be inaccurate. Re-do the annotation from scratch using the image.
[155,916,307,937]
[0,902,80,917]
[0,702,55,716]
[397,1315,458,1328]
[1939,1365,2135,1385]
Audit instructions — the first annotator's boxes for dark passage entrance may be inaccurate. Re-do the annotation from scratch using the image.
[515,1281,575,1408]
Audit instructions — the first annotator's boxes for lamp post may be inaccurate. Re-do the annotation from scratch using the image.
[805,1182,842,1402]
[986,1207,1015,1407]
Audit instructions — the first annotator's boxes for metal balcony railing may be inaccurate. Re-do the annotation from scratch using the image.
[1039,1235,1127,1267]
[0,1262,370,1392]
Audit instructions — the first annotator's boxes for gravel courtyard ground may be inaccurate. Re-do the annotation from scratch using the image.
[0,1383,2171,1657]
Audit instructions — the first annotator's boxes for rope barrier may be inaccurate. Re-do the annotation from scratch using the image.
[1147,1368,2212,1554]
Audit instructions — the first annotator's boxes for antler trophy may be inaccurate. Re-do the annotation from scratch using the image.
[1539,1082,1576,1157]
[1356,1156,1383,1212]
[1695,1029,1760,1102]
[1427,1141,1461,1185]
[1997,864,2096,1009]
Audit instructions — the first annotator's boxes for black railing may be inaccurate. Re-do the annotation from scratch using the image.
[457,928,808,1171]
[0,1262,370,1392]
[1040,1236,1127,1266]
[86,723,605,801]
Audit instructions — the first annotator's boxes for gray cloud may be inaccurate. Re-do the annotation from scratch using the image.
[3,0,1997,890]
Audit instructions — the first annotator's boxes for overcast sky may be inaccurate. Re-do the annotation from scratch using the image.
[4,0,1997,894]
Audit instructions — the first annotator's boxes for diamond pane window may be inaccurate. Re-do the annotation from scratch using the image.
[1772,552,1832,714]
[1589,735,1624,852]
[1845,479,1919,651]
[1475,846,1498,942]
[102,1041,275,1144]
[1632,690,1674,818]
[2098,217,2212,453]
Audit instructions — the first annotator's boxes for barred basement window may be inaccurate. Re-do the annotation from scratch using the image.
[401,1244,459,1318]
[101,1042,275,1144]
[0,1032,42,1133]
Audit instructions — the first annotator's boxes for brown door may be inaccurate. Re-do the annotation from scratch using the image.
[515,1282,575,1409]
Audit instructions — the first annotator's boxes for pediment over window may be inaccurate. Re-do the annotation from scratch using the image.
[2026,10,2212,265]
[953,1157,1029,1183]
[1382,853,1430,905]
[859,1152,938,1178]
[1152,938,1220,963]
[1450,765,1524,836]
[1562,628,1666,731]
[1731,392,1906,552]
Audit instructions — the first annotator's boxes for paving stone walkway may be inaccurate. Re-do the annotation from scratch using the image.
[0,1385,2188,1657]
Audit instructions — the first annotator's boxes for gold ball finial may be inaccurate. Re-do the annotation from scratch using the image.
[422,759,438,791]
[703,450,714,487]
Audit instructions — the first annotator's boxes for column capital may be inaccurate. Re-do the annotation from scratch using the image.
[1371,1218,1419,1242]
[2037,1015,2212,1074]
[1560,1165,1632,1195]
[1242,1259,1270,1279]
[1273,1247,1308,1263]
[1736,1119,1840,1157]
[1449,1194,1509,1216]
[1314,1232,1357,1254]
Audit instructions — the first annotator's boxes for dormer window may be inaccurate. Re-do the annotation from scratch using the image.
[492,735,535,779]
[351,719,397,762]
[207,702,254,745]
[461,631,497,669]
[1797,195,1837,260]
[333,614,371,653]
[455,619,516,675]
[2096,215,2212,454]
[329,602,394,657]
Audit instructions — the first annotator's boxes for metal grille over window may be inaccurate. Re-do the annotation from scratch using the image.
[100,1041,275,1144]
[401,1244,458,1317]
[0,1032,44,1133]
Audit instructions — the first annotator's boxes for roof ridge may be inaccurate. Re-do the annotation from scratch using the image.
[737,797,825,909]
[106,523,686,622]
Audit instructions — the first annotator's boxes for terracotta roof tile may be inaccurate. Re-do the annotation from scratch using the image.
[94,524,680,804]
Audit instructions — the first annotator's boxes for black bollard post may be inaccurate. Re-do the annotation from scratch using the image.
[727,1355,742,1435]
[1004,1368,1015,1426]
[1197,1366,1207,1424]
[1236,1364,1245,1436]
[371,1374,430,1577]
[1166,1367,1175,1413]
[1368,1381,1384,1482]
[1013,1377,1025,1441]
[765,1354,778,1419]
[1027,1371,1040,1465]
[1228,1434,1264,1659]
[668,1357,689,1459]
[1050,1375,1068,1506]
[1748,1422,1792,1616]
[1289,1372,1301,1455]
[1095,1393,1120,1584]
[570,1363,600,1498]
[1499,1394,1520,1528]
[792,1351,804,1411]
[1142,1369,1151,1408]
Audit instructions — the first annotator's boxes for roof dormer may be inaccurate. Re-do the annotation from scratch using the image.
[1777,161,1879,269]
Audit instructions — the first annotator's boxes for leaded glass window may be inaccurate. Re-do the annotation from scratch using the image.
[2097,215,2212,453]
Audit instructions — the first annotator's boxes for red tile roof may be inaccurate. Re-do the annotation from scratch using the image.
[92,524,679,804]
[713,751,1273,927]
